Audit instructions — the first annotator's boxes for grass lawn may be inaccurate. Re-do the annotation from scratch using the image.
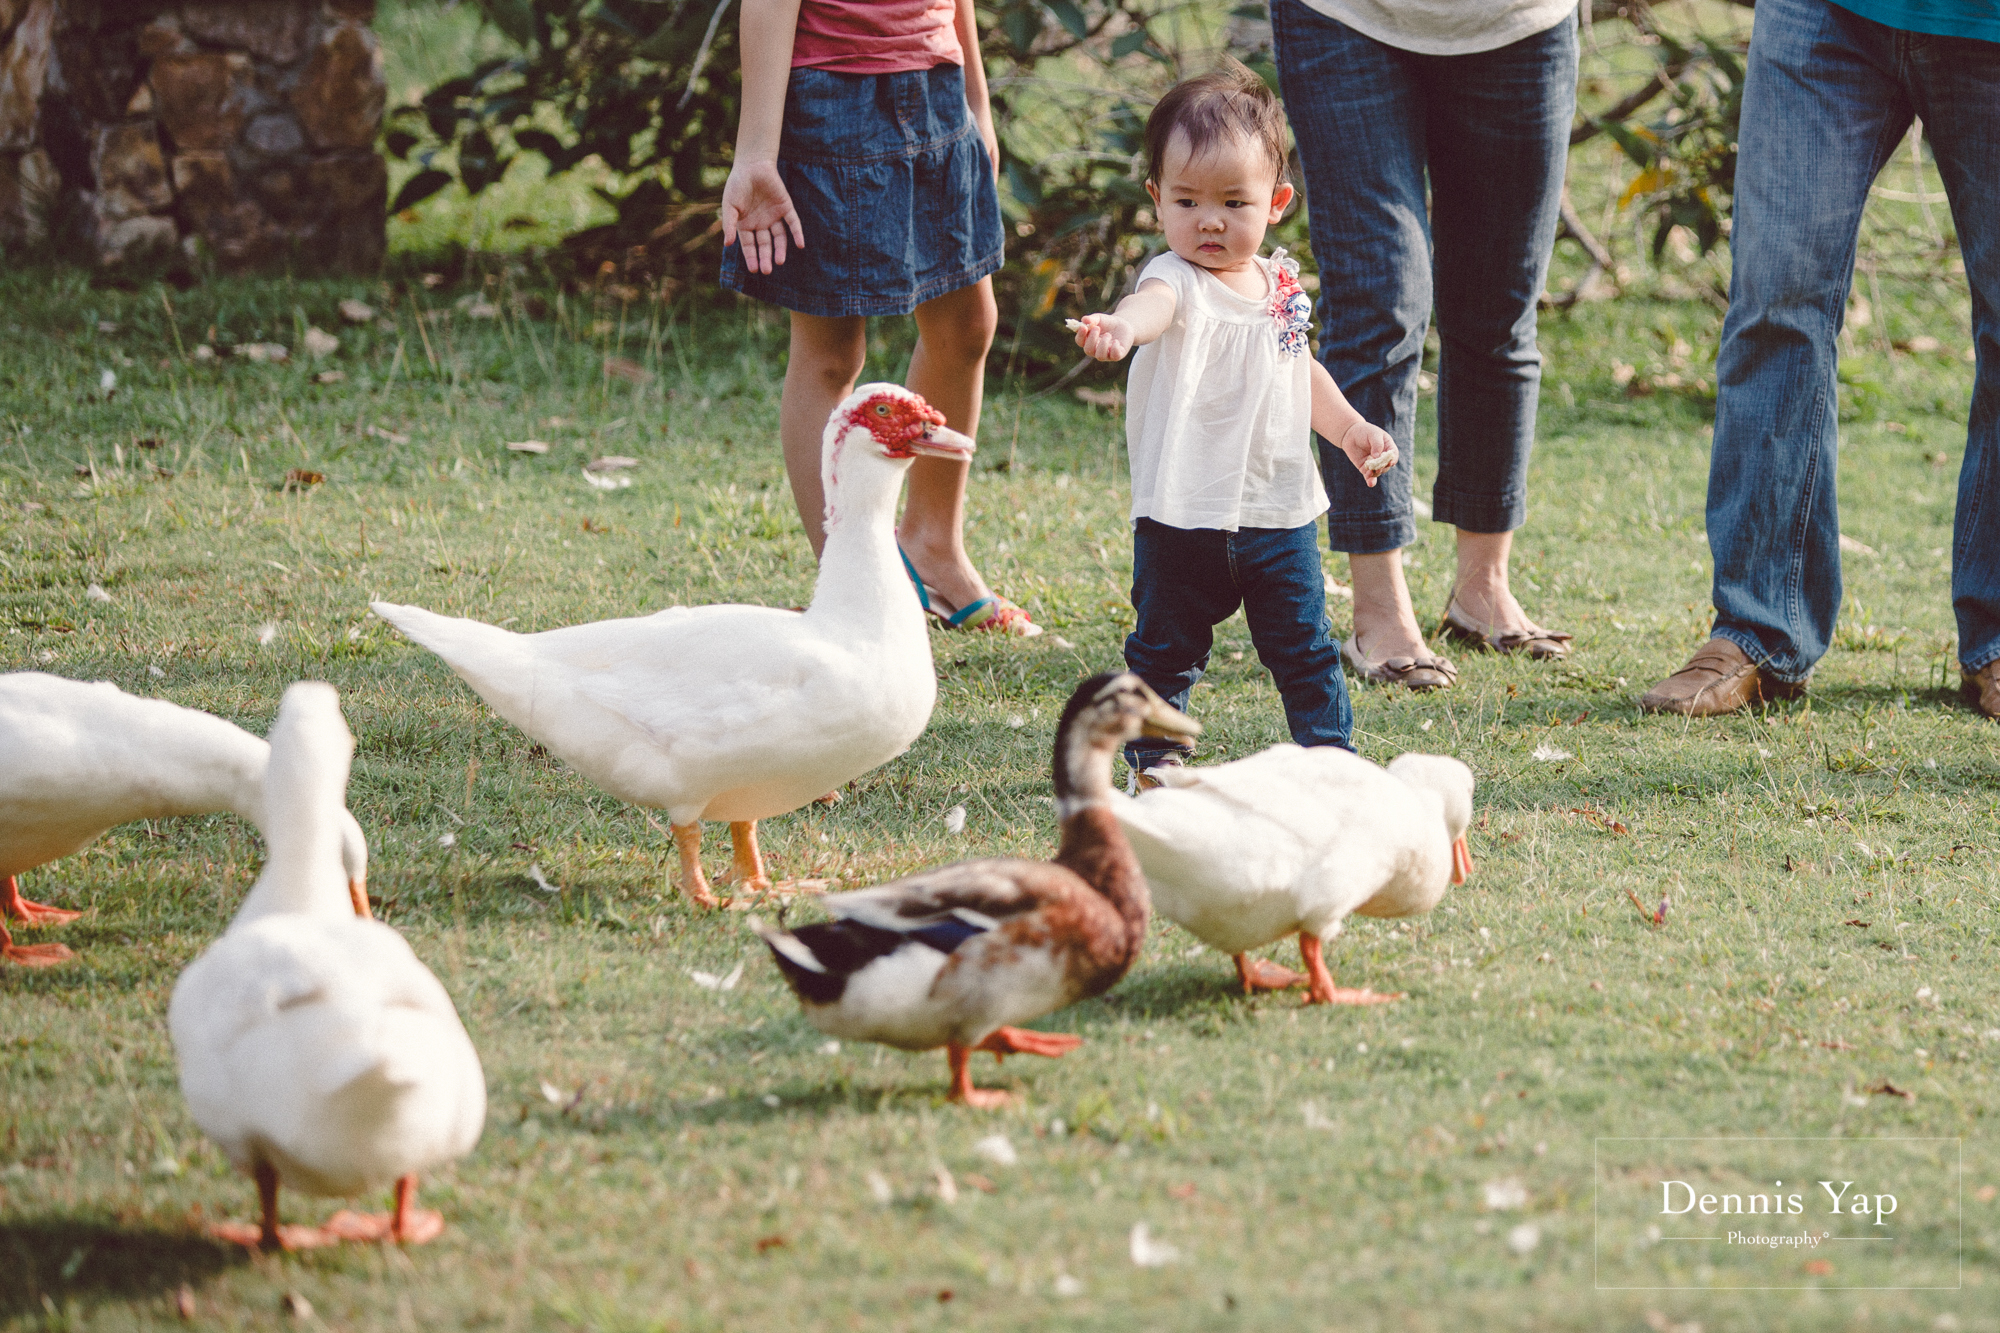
[1,254,1994,1331]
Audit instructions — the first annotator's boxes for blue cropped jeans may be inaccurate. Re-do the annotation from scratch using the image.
[1271,0,1577,552]
[1123,518,1353,771]
[1706,0,2000,679]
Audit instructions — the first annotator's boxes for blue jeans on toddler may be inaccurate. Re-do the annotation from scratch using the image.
[1705,0,2000,679]
[1123,517,1354,772]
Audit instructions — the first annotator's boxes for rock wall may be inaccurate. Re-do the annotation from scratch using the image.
[0,0,386,272]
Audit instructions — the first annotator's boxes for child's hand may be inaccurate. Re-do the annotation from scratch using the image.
[721,161,804,275]
[1339,422,1398,488]
[1069,313,1136,362]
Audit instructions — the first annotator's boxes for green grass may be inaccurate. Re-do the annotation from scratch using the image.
[1,254,1996,1331]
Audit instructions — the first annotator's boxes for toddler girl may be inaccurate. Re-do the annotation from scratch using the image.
[720,0,1038,634]
[1073,63,1396,780]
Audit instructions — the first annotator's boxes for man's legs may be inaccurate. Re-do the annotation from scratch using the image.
[1644,0,1912,713]
[1912,31,2000,710]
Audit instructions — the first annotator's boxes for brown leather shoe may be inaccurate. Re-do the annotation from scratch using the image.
[1638,637,1804,717]
[1964,660,2000,719]
[1343,638,1458,692]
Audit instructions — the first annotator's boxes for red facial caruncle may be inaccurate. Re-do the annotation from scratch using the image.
[845,391,946,457]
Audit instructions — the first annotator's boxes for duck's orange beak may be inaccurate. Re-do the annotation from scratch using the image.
[911,422,976,461]
[1451,835,1473,886]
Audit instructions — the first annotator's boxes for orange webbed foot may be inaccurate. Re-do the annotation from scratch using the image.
[2,876,84,927]
[321,1208,446,1245]
[206,1220,339,1251]
[949,1085,1017,1109]
[1235,953,1308,994]
[3,939,76,968]
[974,1026,1084,1060]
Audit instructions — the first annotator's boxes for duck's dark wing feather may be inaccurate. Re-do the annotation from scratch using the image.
[822,858,1066,934]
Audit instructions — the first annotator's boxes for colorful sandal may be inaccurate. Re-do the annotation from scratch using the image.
[898,549,1044,637]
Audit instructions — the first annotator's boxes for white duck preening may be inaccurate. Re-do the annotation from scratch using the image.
[169,682,484,1250]
[1112,745,1475,1004]
[371,383,974,907]
[0,672,370,968]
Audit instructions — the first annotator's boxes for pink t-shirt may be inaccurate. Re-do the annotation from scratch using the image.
[792,0,963,74]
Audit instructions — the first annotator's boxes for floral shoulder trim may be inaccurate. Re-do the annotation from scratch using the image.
[1268,249,1312,358]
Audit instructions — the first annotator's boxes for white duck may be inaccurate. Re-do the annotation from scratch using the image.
[0,672,370,968]
[169,682,485,1250]
[1112,745,1474,1004]
[371,383,974,907]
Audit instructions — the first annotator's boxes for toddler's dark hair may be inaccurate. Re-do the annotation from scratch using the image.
[1143,61,1290,189]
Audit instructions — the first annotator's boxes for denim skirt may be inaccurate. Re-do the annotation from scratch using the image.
[720,62,1005,318]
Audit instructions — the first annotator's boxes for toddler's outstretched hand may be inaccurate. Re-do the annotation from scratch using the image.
[1339,422,1398,488]
[1070,314,1136,362]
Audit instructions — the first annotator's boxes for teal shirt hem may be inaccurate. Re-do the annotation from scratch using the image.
[1827,0,2000,42]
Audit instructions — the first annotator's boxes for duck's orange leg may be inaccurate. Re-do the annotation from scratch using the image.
[1234,952,1308,994]
[0,920,74,968]
[974,1026,1084,1060]
[946,1042,1015,1108]
[1300,932,1402,1006]
[722,821,773,897]
[672,822,721,909]
[322,1174,445,1245]
[2,874,83,927]
[349,875,372,919]
[209,1162,335,1250]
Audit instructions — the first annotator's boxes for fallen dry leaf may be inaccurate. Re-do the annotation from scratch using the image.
[367,425,410,445]
[604,356,653,383]
[240,342,288,363]
[754,1235,787,1254]
[338,298,377,324]
[585,455,640,472]
[85,583,112,603]
[1839,533,1878,556]
[314,370,346,384]
[506,440,552,454]
[283,469,324,490]
[302,327,339,358]
[1868,1080,1915,1100]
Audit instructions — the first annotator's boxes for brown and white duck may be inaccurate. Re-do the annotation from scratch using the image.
[751,673,1198,1107]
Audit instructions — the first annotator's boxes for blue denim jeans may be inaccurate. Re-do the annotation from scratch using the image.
[1271,0,1577,552]
[1123,518,1353,769]
[1707,0,2000,679]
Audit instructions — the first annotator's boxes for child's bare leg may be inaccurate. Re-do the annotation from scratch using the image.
[901,279,998,609]
[783,313,869,557]
[1348,550,1431,662]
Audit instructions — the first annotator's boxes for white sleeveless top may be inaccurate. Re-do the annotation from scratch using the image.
[1125,249,1328,533]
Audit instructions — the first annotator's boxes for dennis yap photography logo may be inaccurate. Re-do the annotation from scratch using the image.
[1657,1176,1900,1247]
[1594,1138,1960,1290]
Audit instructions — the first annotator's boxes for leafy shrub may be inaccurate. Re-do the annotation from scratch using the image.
[385,0,741,285]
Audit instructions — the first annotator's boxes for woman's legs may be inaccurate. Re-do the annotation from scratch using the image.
[782,313,870,555]
[902,277,1000,609]
[1424,14,1576,638]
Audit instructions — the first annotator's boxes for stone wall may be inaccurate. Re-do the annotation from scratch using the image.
[0,0,386,272]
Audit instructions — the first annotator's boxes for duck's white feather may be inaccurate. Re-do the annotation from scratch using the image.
[0,672,366,884]
[370,385,948,827]
[170,916,484,1195]
[167,683,483,1199]
[1113,744,1469,953]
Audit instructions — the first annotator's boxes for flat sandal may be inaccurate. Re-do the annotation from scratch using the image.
[1440,593,1572,661]
[1342,638,1458,692]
